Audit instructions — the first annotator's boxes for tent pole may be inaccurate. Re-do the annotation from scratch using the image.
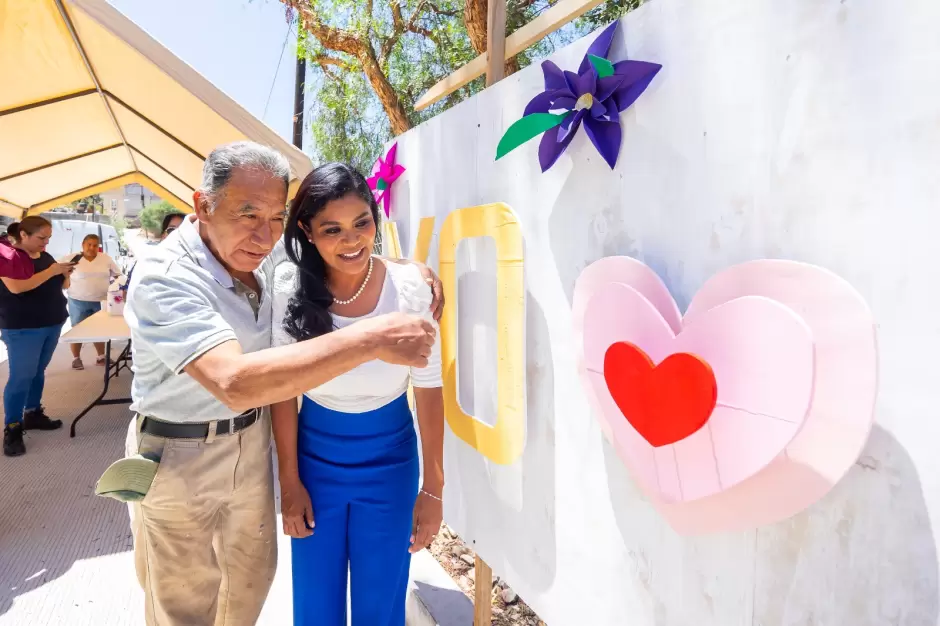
[53,0,138,175]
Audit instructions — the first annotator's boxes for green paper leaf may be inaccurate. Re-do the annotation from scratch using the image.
[588,54,615,78]
[376,178,388,191]
[496,112,571,160]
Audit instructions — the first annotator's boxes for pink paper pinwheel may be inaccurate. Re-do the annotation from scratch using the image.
[367,143,406,217]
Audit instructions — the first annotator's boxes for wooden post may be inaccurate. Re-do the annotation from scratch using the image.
[485,0,508,87]
[474,554,493,625]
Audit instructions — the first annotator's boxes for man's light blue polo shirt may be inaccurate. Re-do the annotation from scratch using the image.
[125,216,274,423]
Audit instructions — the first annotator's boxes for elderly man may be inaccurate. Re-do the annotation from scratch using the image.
[122,141,441,625]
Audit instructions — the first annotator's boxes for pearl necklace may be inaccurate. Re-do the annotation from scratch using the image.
[333,255,374,305]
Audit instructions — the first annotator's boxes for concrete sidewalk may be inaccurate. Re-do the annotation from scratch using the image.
[0,342,467,626]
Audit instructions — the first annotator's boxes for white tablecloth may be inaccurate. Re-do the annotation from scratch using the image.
[60,310,129,344]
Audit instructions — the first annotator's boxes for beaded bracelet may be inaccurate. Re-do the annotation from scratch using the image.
[420,489,442,502]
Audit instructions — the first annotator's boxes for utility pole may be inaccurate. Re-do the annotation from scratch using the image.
[292,39,305,149]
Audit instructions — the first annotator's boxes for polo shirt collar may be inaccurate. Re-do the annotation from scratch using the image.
[178,215,234,289]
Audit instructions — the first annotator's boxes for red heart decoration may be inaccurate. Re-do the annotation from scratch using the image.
[603,342,718,448]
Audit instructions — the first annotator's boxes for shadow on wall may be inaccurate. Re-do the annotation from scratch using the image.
[601,424,939,625]
[545,124,703,313]
[451,258,558,596]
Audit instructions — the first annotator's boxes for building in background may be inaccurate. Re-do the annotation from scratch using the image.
[100,183,161,220]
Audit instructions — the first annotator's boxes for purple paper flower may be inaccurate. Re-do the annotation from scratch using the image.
[495,21,661,172]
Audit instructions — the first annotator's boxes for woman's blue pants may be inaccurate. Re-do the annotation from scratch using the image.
[291,393,419,626]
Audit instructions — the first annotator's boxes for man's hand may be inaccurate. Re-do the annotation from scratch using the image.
[416,263,444,321]
[361,312,436,367]
[385,258,444,321]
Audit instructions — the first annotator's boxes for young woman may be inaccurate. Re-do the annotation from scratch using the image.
[271,163,445,626]
[65,233,122,369]
[0,216,74,457]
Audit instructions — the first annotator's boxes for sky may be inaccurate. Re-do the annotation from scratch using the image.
[107,0,311,150]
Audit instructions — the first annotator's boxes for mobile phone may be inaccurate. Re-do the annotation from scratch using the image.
[70,254,82,264]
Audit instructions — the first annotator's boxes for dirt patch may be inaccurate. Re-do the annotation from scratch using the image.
[428,524,546,626]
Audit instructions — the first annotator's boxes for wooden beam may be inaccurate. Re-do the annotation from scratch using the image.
[474,555,493,625]
[414,0,605,110]
[485,0,508,87]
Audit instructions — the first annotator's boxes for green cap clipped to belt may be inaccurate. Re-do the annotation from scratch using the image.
[95,453,160,502]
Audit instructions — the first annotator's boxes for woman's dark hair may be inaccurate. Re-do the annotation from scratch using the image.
[18,216,51,237]
[82,234,100,245]
[161,212,185,235]
[283,162,381,342]
[6,222,20,242]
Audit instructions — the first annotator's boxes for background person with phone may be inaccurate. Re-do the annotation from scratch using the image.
[62,234,122,370]
[0,216,75,457]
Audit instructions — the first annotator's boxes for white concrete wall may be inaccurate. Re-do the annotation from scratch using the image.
[392,0,940,623]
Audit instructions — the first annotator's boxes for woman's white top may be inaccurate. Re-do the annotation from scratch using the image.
[62,253,121,302]
[272,258,443,413]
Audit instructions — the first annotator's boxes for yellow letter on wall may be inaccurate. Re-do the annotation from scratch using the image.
[439,203,525,465]
[382,221,403,258]
[411,217,436,263]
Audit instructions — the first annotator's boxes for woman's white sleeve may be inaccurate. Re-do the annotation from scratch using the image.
[271,263,297,348]
[395,265,443,388]
[411,315,443,388]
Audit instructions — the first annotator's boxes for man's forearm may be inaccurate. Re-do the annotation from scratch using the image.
[191,325,377,412]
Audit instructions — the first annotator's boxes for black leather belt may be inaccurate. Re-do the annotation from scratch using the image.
[140,408,259,439]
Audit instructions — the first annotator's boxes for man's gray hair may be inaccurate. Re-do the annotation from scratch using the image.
[198,141,291,211]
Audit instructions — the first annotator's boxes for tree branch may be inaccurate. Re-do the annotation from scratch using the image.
[282,0,413,135]
[311,54,354,72]
[382,0,436,60]
[283,1,366,56]
[427,2,458,16]
[365,0,375,37]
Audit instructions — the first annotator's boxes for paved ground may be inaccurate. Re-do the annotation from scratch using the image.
[0,274,462,625]
[0,341,298,625]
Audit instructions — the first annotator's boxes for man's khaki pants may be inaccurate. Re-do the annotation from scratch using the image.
[125,414,277,626]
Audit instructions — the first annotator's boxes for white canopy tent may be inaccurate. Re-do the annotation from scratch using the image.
[0,0,312,219]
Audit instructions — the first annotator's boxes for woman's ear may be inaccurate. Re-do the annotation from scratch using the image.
[298,220,313,244]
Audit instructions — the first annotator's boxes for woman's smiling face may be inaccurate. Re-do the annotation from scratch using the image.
[304,193,377,277]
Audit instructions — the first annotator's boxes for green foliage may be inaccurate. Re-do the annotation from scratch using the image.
[70,193,103,213]
[111,215,128,244]
[295,0,646,170]
[300,0,483,169]
[577,0,647,30]
[310,70,389,172]
[139,200,180,236]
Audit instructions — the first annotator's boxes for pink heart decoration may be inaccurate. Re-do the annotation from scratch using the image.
[573,257,878,533]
